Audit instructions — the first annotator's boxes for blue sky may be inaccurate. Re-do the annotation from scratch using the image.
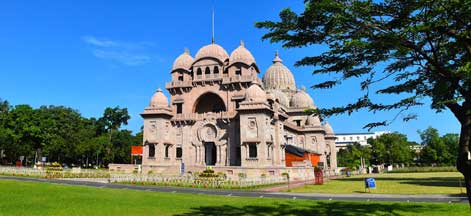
[0,1,460,142]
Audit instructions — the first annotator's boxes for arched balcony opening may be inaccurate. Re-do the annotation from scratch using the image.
[193,92,226,114]
[204,67,211,79]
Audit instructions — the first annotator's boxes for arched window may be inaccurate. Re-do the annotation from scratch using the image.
[205,67,211,78]
[196,68,202,79]
[213,66,219,78]
[165,145,170,158]
[148,144,155,158]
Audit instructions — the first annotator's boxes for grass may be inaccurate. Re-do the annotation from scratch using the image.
[0,179,468,216]
[288,172,466,194]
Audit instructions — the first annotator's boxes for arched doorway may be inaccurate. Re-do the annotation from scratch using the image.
[194,92,226,114]
[204,142,217,165]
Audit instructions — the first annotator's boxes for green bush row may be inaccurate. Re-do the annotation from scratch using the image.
[387,166,458,173]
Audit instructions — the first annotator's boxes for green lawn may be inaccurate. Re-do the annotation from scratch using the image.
[0,179,469,216]
[288,172,465,194]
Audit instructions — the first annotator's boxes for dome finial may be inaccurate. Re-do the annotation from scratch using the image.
[184,48,189,54]
[301,85,306,91]
[157,88,162,92]
[273,50,282,63]
[240,40,244,47]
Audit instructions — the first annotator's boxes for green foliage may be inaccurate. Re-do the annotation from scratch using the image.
[256,1,471,130]
[369,133,414,165]
[0,101,140,167]
[337,142,371,169]
[388,166,457,173]
[419,127,459,166]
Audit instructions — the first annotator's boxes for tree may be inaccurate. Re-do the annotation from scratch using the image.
[419,127,459,166]
[369,133,414,165]
[337,142,370,169]
[0,99,11,163]
[97,106,130,164]
[256,0,471,204]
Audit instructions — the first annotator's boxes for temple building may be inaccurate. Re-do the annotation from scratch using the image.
[140,41,337,179]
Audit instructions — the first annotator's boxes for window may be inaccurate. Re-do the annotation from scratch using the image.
[235,67,242,76]
[176,147,182,158]
[249,143,257,158]
[267,144,272,159]
[205,67,211,78]
[213,66,219,74]
[196,68,202,75]
[357,136,360,140]
[235,99,242,109]
[176,104,182,114]
[148,144,155,158]
[165,145,170,158]
[294,120,301,127]
[178,74,184,81]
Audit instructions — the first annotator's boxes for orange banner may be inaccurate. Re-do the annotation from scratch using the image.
[131,146,143,155]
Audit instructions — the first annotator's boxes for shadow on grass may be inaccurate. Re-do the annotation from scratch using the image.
[174,201,451,216]
[336,177,463,187]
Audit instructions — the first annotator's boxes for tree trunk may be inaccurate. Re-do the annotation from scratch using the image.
[457,116,471,207]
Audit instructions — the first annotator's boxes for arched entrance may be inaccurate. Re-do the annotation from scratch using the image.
[204,142,217,165]
[194,92,226,114]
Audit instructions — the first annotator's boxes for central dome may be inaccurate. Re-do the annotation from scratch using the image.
[195,43,229,63]
[262,51,296,91]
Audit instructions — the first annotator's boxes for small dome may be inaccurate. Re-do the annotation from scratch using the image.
[195,43,229,63]
[172,49,194,71]
[324,121,334,134]
[267,89,289,107]
[245,82,266,103]
[229,41,255,65]
[290,88,315,108]
[262,51,296,91]
[150,88,168,108]
[306,115,321,126]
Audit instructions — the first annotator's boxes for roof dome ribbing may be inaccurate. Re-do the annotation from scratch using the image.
[150,88,169,108]
[267,89,289,107]
[229,41,255,65]
[290,88,315,108]
[195,43,229,63]
[262,51,296,91]
[172,49,194,71]
[245,82,266,103]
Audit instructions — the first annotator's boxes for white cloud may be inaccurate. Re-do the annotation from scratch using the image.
[92,50,151,66]
[82,36,155,66]
[82,36,118,47]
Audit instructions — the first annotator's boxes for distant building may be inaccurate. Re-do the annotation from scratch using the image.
[335,131,390,151]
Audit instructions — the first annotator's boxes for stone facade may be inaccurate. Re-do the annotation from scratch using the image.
[140,41,337,179]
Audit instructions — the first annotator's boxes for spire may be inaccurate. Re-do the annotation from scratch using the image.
[273,50,282,63]
[211,7,215,44]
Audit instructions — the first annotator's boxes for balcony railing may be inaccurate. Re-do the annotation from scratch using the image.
[222,75,261,84]
[165,80,193,89]
[172,111,237,121]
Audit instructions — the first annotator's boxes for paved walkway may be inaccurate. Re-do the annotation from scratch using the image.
[0,176,467,203]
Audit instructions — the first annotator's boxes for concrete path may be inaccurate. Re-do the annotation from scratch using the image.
[0,175,467,203]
